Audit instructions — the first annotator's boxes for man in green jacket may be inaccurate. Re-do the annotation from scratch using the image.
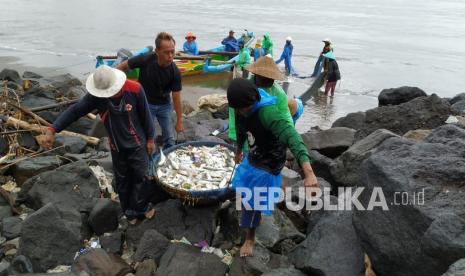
[227,78,319,257]
[236,41,251,78]
[262,33,274,57]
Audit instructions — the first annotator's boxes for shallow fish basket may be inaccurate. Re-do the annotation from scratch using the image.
[151,141,236,206]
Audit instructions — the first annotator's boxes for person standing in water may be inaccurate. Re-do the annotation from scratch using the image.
[275,36,295,76]
[323,51,341,97]
[262,33,274,56]
[311,38,333,78]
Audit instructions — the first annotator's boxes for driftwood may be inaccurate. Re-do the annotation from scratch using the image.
[7,101,51,127]
[29,99,79,112]
[5,116,99,146]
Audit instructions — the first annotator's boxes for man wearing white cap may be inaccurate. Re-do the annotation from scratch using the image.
[43,65,156,224]
[275,36,295,76]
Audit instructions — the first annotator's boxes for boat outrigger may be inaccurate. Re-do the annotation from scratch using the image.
[96,31,255,78]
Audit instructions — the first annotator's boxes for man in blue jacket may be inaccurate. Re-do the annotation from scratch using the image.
[42,65,156,224]
[222,30,239,52]
[275,36,295,76]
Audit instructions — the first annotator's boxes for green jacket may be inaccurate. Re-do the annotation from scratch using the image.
[236,48,251,69]
[262,34,274,56]
[236,104,310,174]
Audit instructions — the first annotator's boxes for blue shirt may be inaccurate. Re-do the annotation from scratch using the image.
[183,41,199,55]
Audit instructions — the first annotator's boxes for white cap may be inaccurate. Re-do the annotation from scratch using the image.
[286,36,292,41]
[322,38,332,44]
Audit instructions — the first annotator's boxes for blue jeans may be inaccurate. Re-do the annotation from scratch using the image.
[148,102,175,149]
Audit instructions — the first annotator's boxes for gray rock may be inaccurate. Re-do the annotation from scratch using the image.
[289,210,364,276]
[0,206,12,221]
[17,132,38,151]
[9,255,33,274]
[451,100,465,116]
[212,202,244,248]
[88,199,120,236]
[403,129,433,142]
[331,129,399,187]
[19,203,81,272]
[41,74,82,96]
[135,259,157,276]
[301,127,356,158]
[0,137,8,156]
[442,259,465,276]
[331,111,366,130]
[352,130,465,276]
[16,161,101,218]
[66,86,87,99]
[21,86,57,109]
[378,86,427,106]
[54,136,87,154]
[1,217,22,240]
[180,117,227,143]
[355,94,451,140]
[0,260,9,276]
[72,248,131,276]
[229,244,291,276]
[292,150,338,188]
[10,156,65,186]
[262,267,306,276]
[96,137,110,152]
[22,71,43,79]
[99,231,123,255]
[256,209,305,254]
[133,229,170,264]
[0,69,22,84]
[156,243,228,276]
[450,93,465,105]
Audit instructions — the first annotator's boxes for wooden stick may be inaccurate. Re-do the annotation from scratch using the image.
[5,116,100,146]
[0,129,31,135]
[29,99,79,112]
[198,50,238,56]
[7,101,51,127]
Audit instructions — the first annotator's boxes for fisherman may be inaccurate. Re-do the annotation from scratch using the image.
[236,41,251,78]
[275,36,295,76]
[288,97,304,124]
[262,33,274,57]
[183,32,199,55]
[323,51,341,97]
[311,38,333,78]
[42,65,156,225]
[222,30,239,52]
[117,32,183,149]
[227,78,319,257]
[228,56,293,147]
[253,39,265,61]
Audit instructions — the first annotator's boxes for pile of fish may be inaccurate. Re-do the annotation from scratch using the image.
[156,145,235,191]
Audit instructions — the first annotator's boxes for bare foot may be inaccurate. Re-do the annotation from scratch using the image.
[128,218,138,225]
[240,239,255,257]
[145,208,155,219]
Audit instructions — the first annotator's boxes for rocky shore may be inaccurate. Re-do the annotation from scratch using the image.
[0,68,464,275]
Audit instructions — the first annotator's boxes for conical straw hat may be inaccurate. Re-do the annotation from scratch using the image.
[245,56,285,81]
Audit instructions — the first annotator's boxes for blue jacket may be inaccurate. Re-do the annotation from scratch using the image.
[183,41,199,55]
[275,42,294,75]
[52,80,155,151]
[222,36,239,52]
[253,47,265,61]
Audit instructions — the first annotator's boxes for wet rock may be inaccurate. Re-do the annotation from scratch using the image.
[16,161,101,218]
[403,129,432,142]
[1,217,22,240]
[133,229,170,264]
[331,129,399,187]
[72,248,131,276]
[450,93,465,105]
[301,127,356,158]
[19,203,81,272]
[442,259,465,276]
[355,94,451,140]
[0,137,8,156]
[126,200,216,249]
[0,206,12,221]
[17,132,39,151]
[21,86,57,109]
[255,209,305,254]
[451,100,465,116]
[10,156,65,186]
[156,243,227,276]
[289,210,364,276]
[352,128,465,276]
[22,71,43,79]
[0,69,22,84]
[135,259,157,276]
[331,111,366,130]
[54,136,87,154]
[88,198,120,236]
[100,231,123,255]
[262,267,306,276]
[181,117,227,143]
[292,150,338,188]
[229,244,291,276]
[378,86,427,106]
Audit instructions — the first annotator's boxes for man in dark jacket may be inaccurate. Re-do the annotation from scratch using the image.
[323,51,341,97]
[43,65,156,224]
[228,78,319,257]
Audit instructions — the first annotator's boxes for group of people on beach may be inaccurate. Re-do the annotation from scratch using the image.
[185,30,341,97]
[42,31,320,258]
